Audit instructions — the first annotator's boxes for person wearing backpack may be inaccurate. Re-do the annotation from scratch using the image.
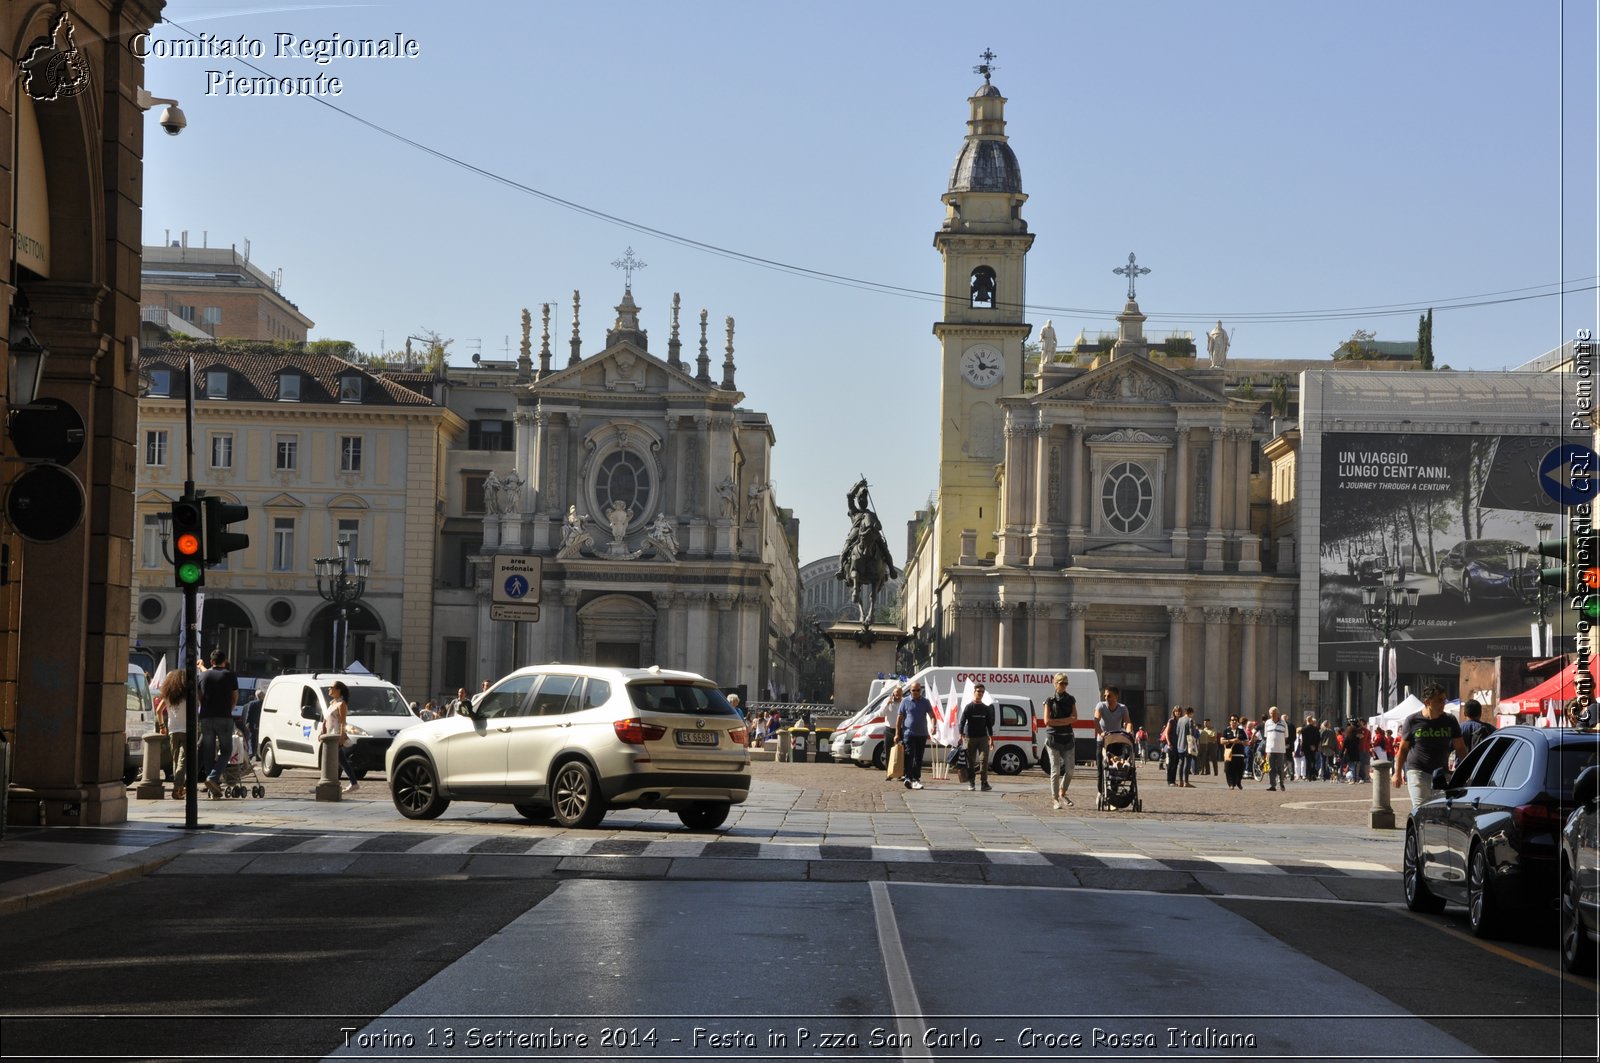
[1458,699,1495,751]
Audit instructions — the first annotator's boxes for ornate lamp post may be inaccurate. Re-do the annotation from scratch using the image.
[1513,519,1556,656]
[1362,567,1420,712]
[314,537,370,669]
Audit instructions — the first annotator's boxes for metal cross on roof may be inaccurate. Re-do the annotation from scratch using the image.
[611,247,647,290]
[1113,252,1151,302]
[974,48,998,83]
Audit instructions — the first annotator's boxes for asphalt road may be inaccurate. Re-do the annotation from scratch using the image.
[2,873,1594,1062]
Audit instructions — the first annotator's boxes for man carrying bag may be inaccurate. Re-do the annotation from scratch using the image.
[957,683,996,792]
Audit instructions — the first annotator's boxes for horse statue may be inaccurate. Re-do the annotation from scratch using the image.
[837,478,899,624]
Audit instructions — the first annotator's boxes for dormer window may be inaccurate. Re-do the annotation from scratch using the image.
[278,372,301,401]
[338,374,363,402]
[148,369,172,397]
[205,370,230,399]
[970,266,997,308]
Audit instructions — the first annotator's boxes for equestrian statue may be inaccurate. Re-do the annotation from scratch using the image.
[837,477,899,624]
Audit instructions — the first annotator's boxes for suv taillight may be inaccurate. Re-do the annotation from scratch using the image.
[614,718,668,744]
[729,726,748,745]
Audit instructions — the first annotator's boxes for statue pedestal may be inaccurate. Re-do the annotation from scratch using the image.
[824,623,906,711]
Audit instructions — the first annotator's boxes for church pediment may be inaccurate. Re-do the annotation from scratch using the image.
[533,341,734,400]
[1045,357,1228,406]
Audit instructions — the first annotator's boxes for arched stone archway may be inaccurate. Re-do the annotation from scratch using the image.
[577,594,656,668]
[308,602,386,672]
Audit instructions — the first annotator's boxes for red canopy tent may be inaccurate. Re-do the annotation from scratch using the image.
[1499,660,1595,721]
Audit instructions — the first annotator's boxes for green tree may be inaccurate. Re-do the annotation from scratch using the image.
[1335,328,1378,361]
[1415,309,1435,369]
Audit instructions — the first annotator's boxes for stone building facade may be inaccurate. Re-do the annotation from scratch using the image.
[3,0,167,826]
[900,70,1303,728]
[406,288,800,701]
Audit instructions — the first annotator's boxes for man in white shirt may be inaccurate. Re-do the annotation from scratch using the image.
[1262,705,1290,791]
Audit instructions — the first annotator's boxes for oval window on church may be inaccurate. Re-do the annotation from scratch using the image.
[1101,461,1153,534]
[595,450,652,525]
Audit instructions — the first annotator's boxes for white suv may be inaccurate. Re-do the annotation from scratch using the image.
[385,664,750,831]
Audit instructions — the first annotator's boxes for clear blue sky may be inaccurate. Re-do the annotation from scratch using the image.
[138,1,1599,564]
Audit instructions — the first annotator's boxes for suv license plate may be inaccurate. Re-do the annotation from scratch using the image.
[676,730,718,746]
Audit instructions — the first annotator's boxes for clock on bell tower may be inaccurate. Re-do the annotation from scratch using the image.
[931,53,1034,572]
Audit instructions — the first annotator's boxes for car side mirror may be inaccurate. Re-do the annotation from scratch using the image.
[1575,765,1599,808]
[1431,767,1452,791]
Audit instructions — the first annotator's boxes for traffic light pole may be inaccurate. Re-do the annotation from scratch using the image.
[174,359,208,832]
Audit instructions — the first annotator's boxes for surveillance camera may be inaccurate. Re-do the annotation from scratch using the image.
[157,104,186,136]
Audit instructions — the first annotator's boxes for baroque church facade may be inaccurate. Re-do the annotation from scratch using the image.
[900,69,1301,729]
[457,284,800,700]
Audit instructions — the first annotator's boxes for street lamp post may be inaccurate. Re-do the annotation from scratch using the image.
[314,537,370,670]
[1513,519,1556,657]
[1362,567,1420,713]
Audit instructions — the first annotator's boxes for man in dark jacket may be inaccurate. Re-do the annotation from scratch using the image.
[195,650,239,798]
[957,684,996,792]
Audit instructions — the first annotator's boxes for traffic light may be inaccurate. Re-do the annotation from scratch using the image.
[171,497,204,588]
[1538,534,1569,593]
[202,496,250,565]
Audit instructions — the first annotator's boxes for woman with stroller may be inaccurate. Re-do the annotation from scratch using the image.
[321,680,360,794]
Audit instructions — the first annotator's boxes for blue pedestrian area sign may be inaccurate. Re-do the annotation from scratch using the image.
[491,554,543,622]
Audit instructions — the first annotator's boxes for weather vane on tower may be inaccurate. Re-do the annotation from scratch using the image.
[974,48,997,84]
[611,247,647,291]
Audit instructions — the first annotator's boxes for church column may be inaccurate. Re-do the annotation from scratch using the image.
[1273,609,1296,710]
[1030,604,1055,666]
[1202,607,1230,713]
[1065,603,1088,669]
[1031,424,1055,566]
[654,592,674,670]
[560,589,581,662]
[1166,605,1189,708]
[1172,427,1190,563]
[1204,428,1225,572]
[1068,426,1087,556]
[1235,429,1263,573]
[994,602,1013,667]
[1239,609,1262,717]
[997,423,1029,566]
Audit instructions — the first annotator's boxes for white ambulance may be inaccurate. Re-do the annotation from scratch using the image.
[849,667,1099,774]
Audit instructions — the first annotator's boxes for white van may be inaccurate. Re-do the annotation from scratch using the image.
[124,663,157,783]
[258,672,420,779]
[849,667,1100,773]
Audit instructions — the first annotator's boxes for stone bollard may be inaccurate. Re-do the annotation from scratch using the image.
[1369,761,1396,830]
[135,733,167,800]
[776,729,792,763]
[315,733,343,802]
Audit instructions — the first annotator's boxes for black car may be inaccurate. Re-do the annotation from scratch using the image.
[1402,725,1600,938]
[1560,764,1600,973]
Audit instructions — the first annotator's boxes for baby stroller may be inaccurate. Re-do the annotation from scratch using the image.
[218,730,266,799]
[1096,730,1142,812]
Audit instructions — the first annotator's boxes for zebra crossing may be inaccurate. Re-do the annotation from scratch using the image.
[166,826,1397,879]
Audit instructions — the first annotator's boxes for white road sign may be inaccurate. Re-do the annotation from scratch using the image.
[492,555,543,605]
[491,604,541,623]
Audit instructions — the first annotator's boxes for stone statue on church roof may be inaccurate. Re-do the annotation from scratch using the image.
[1040,319,1057,360]
[1207,320,1230,368]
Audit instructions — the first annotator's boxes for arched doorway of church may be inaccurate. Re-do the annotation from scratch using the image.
[577,594,656,668]
[307,602,385,673]
[1100,654,1148,730]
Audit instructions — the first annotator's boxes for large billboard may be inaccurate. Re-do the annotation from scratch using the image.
[1317,431,1569,671]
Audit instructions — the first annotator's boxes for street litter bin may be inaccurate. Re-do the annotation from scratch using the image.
[788,725,810,763]
[813,727,834,763]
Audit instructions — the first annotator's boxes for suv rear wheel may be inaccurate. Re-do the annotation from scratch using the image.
[550,760,607,829]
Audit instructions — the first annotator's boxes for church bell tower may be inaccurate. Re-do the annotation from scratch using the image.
[932,52,1034,572]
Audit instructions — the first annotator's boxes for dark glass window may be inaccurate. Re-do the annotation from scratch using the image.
[595,450,652,519]
[468,419,513,451]
[1101,461,1154,534]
